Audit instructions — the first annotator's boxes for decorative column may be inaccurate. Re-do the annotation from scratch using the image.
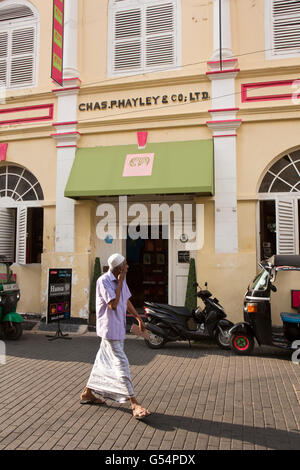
[211,0,233,62]
[51,0,80,253]
[207,0,241,253]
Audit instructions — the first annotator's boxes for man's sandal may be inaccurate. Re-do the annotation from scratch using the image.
[80,390,106,405]
[132,406,151,420]
[80,397,106,405]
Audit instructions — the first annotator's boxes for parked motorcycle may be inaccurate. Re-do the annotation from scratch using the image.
[144,282,234,349]
[0,257,23,340]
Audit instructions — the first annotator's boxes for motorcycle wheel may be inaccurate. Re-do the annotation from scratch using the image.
[3,322,23,341]
[230,332,254,356]
[215,327,231,350]
[145,332,166,349]
[144,321,167,349]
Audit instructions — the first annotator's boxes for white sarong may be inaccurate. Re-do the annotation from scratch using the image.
[87,338,135,403]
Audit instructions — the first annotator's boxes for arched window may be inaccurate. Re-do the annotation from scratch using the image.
[0,164,43,265]
[259,150,300,193]
[108,0,181,76]
[0,164,43,201]
[0,0,39,89]
[258,149,300,259]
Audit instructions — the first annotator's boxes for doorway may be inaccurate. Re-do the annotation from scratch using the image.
[259,200,276,260]
[126,226,168,307]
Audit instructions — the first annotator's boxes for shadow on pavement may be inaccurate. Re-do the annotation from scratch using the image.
[117,407,300,450]
[4,331,291,365]
[4,332,221,365]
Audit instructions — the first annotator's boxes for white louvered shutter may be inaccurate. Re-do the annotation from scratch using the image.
[0,208,16,263]
[276,198,297,254]
[113,8,142,73]
[10,26,36,88]
[110,0,178,75]
[0,3,37,89]
[0,31,8,87]
[146,2,176,68]
[16,206,27,265]
[272,0,300,56]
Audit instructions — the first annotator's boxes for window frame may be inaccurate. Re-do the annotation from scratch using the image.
[107,0,181,78]
[265,0,300,60]
[0,0,40,90]
[0,163,44,265]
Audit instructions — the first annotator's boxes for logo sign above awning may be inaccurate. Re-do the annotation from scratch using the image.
[51,0,64,86]
[123,154,155,177]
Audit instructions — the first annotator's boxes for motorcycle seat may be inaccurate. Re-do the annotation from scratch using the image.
[151,303,191,317]
[280,312,300,324]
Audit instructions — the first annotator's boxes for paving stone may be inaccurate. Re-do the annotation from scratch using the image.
[0,332,300,450]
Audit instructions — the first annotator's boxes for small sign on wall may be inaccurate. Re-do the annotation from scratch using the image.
[178,251,190,263]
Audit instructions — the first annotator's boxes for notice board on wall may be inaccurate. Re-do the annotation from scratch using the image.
[47,268,72,323]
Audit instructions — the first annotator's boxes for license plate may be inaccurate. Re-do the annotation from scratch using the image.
[2,284,18,291]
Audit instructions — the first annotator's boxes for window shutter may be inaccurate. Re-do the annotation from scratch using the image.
[0,5,34,22]
[113,8,142,73]
[0,31,8,87]
[272,0,300,55]
[276,198,297,254]
[146,2,175,67]
[10,26,35,87]
[16,206,27,265]
[0,208,16,263]
[110,0,178,75]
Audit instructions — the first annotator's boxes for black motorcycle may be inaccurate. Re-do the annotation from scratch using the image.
[144,283,234,350]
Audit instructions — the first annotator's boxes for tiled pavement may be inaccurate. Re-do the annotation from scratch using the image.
[0,330,300,451]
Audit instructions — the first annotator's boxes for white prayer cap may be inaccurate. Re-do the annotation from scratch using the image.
[108,253,125,270]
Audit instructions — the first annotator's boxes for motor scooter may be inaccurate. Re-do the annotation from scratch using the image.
[229,255,300,355]
[0,257,23,340]
[144,282,234,349]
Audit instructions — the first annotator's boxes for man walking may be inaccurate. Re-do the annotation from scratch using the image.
[80,253,151,420]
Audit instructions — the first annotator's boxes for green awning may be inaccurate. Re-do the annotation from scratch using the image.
[64,140,214,198]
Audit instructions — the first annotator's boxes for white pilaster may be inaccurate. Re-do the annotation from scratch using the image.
[211,0,233,61]
[207,1,241,254]
[52,0,80,253]
[63,0,79,79]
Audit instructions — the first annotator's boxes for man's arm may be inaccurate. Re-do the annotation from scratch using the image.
[107,263,127,310]
[127,299,146,331]
[108,279,122,310]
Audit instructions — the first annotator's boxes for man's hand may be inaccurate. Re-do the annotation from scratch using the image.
[138,318,146,332]
[117,261,128,282]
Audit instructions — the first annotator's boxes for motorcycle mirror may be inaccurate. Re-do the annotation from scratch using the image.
[270,284,277,292]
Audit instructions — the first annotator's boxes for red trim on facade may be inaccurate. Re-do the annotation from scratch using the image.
[0,104,54,126]
[208,108,239,113]
[51,131,81,137]
[206,68,240,75]
[241,79,300,103]
[56,145,78,148]
[206,119,242,124]
[52,86,80,93]
[213,134,237,138]
[63,77,81,82]
[207,58,238,65]
[52,121,78,126]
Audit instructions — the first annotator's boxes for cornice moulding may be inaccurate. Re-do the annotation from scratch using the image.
[79,74,210,95]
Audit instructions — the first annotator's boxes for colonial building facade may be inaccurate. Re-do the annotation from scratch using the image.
[0,0,299,324]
